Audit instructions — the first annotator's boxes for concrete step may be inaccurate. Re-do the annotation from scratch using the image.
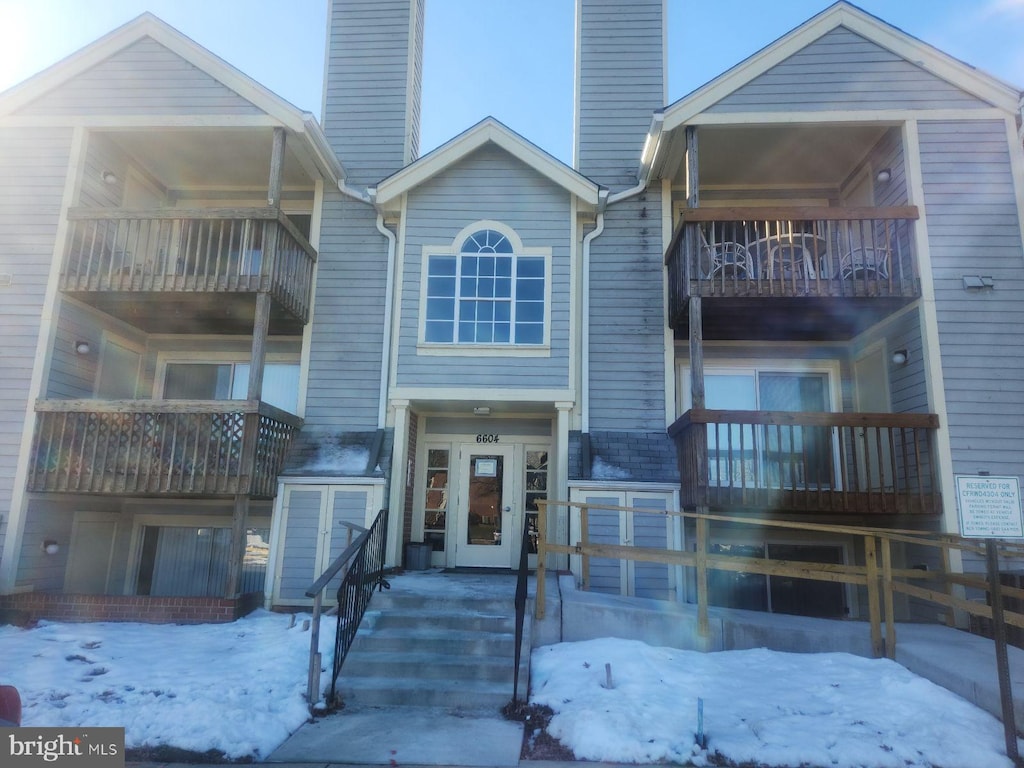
[338,675,515,711]
[342,651,516,683]
[370,592,517,614]
[363,608,515,633]
[334,583,532,714]
[348,627,517,656]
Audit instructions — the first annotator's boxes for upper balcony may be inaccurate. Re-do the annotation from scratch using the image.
[665,207,922,341]
[60,208,315,335]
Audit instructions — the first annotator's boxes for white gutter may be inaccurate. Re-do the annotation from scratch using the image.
[338,178,372,204]
[375,214,398,428]
[581,190,608,433]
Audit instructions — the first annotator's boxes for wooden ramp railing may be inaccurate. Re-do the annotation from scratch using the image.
[533,499,1024,659]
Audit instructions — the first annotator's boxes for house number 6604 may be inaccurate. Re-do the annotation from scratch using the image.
[476,434,500,443]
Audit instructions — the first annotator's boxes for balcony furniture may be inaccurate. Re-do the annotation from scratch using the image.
[751,232,828,280]
[699,225,754,279]
[835,246,890,279]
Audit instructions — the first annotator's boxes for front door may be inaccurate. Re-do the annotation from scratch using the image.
[455,444,515,568]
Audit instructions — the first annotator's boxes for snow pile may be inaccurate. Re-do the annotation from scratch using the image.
[531,638,1014,768]
[591,456,631,479]
[305,443,368,473]
[0,610,329,760]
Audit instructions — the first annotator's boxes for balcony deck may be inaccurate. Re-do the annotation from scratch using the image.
[666,207,922,340]
[28,399,302,498]
[59,208,316,335]
[669,408,941,516]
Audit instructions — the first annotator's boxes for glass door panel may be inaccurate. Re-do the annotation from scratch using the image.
[456,445,514,568]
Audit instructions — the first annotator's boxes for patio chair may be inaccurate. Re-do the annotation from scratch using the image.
[699,226,754,280]
[835,246,890,280]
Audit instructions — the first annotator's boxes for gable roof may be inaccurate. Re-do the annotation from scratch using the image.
[0,12,344,184]
[372,117,604,213]
[660,1,1022,132]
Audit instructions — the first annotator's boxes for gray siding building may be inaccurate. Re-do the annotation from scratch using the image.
[1,1,1023,625]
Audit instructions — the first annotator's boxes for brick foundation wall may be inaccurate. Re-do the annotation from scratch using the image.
[0,592,264,624]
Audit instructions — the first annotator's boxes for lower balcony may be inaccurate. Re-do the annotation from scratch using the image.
[28,400,302,498]
[669,409,941,515]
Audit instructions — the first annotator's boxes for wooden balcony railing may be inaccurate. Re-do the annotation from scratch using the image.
[668,409,941,515]
[28,400,303,498]
[60,208,316,322]
[666,207,921,324]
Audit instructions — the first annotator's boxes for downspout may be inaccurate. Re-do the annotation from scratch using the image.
[375,209,397,429]
[581,192,607,434]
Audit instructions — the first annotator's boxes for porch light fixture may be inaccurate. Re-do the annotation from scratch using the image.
[74,340,91,355]
[99,170,118,185]
[41,540,59,556]
[891,349,909,366]
[875,168,892,183]
[473,406,491,416]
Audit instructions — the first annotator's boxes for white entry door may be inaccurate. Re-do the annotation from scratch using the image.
[455,444,515,568]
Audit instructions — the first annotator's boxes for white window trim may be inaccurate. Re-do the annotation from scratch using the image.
[677,357,843,415]
[417,221,552,355]
[154,350,300,400]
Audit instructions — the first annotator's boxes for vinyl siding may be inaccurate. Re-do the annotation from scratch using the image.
[708,27,993,114]
[304,192,388,430]
[79,134,126,208]
[918,120,1024,479]
[18,38,263,117]
[278,488,323,601]
[323,0,423,185]
[576,0,663,187]
[396,145,572,389]
[631,495,671,599]
[589,190,667,431]
[0,127,71,567]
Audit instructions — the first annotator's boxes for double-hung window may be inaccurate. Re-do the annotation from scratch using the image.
[424,228,546,345]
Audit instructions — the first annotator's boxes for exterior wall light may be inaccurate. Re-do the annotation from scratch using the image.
[100,170,118,185]
[891,349,909,366]
[74,340,91,355]
[875,168,892,183]
[472,406,491,416]
[41,540,59,556]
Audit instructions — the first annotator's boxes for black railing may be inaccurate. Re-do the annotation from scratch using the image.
[512,518,531,702]
[303,508,389,708]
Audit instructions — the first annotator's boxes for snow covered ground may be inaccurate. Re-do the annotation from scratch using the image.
[0,611,1017,766]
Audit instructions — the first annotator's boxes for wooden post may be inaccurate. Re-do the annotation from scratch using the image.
[696,513,710,640]
[881,536,896,659]
[224,493,249,598]
[940,543,957,627]
[268,127,285,208]
[986,539,1019,766]
[247,292,272,400]
[536,500,547,619]
[865,535,883,658]
[580,504,591,591]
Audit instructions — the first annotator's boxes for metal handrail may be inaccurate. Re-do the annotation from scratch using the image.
[512,518,531,702]
[303,509,389,709]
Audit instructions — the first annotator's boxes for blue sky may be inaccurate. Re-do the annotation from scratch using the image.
[1,0,1023,163]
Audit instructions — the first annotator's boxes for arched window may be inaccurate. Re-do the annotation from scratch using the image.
[424,227,546,345]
